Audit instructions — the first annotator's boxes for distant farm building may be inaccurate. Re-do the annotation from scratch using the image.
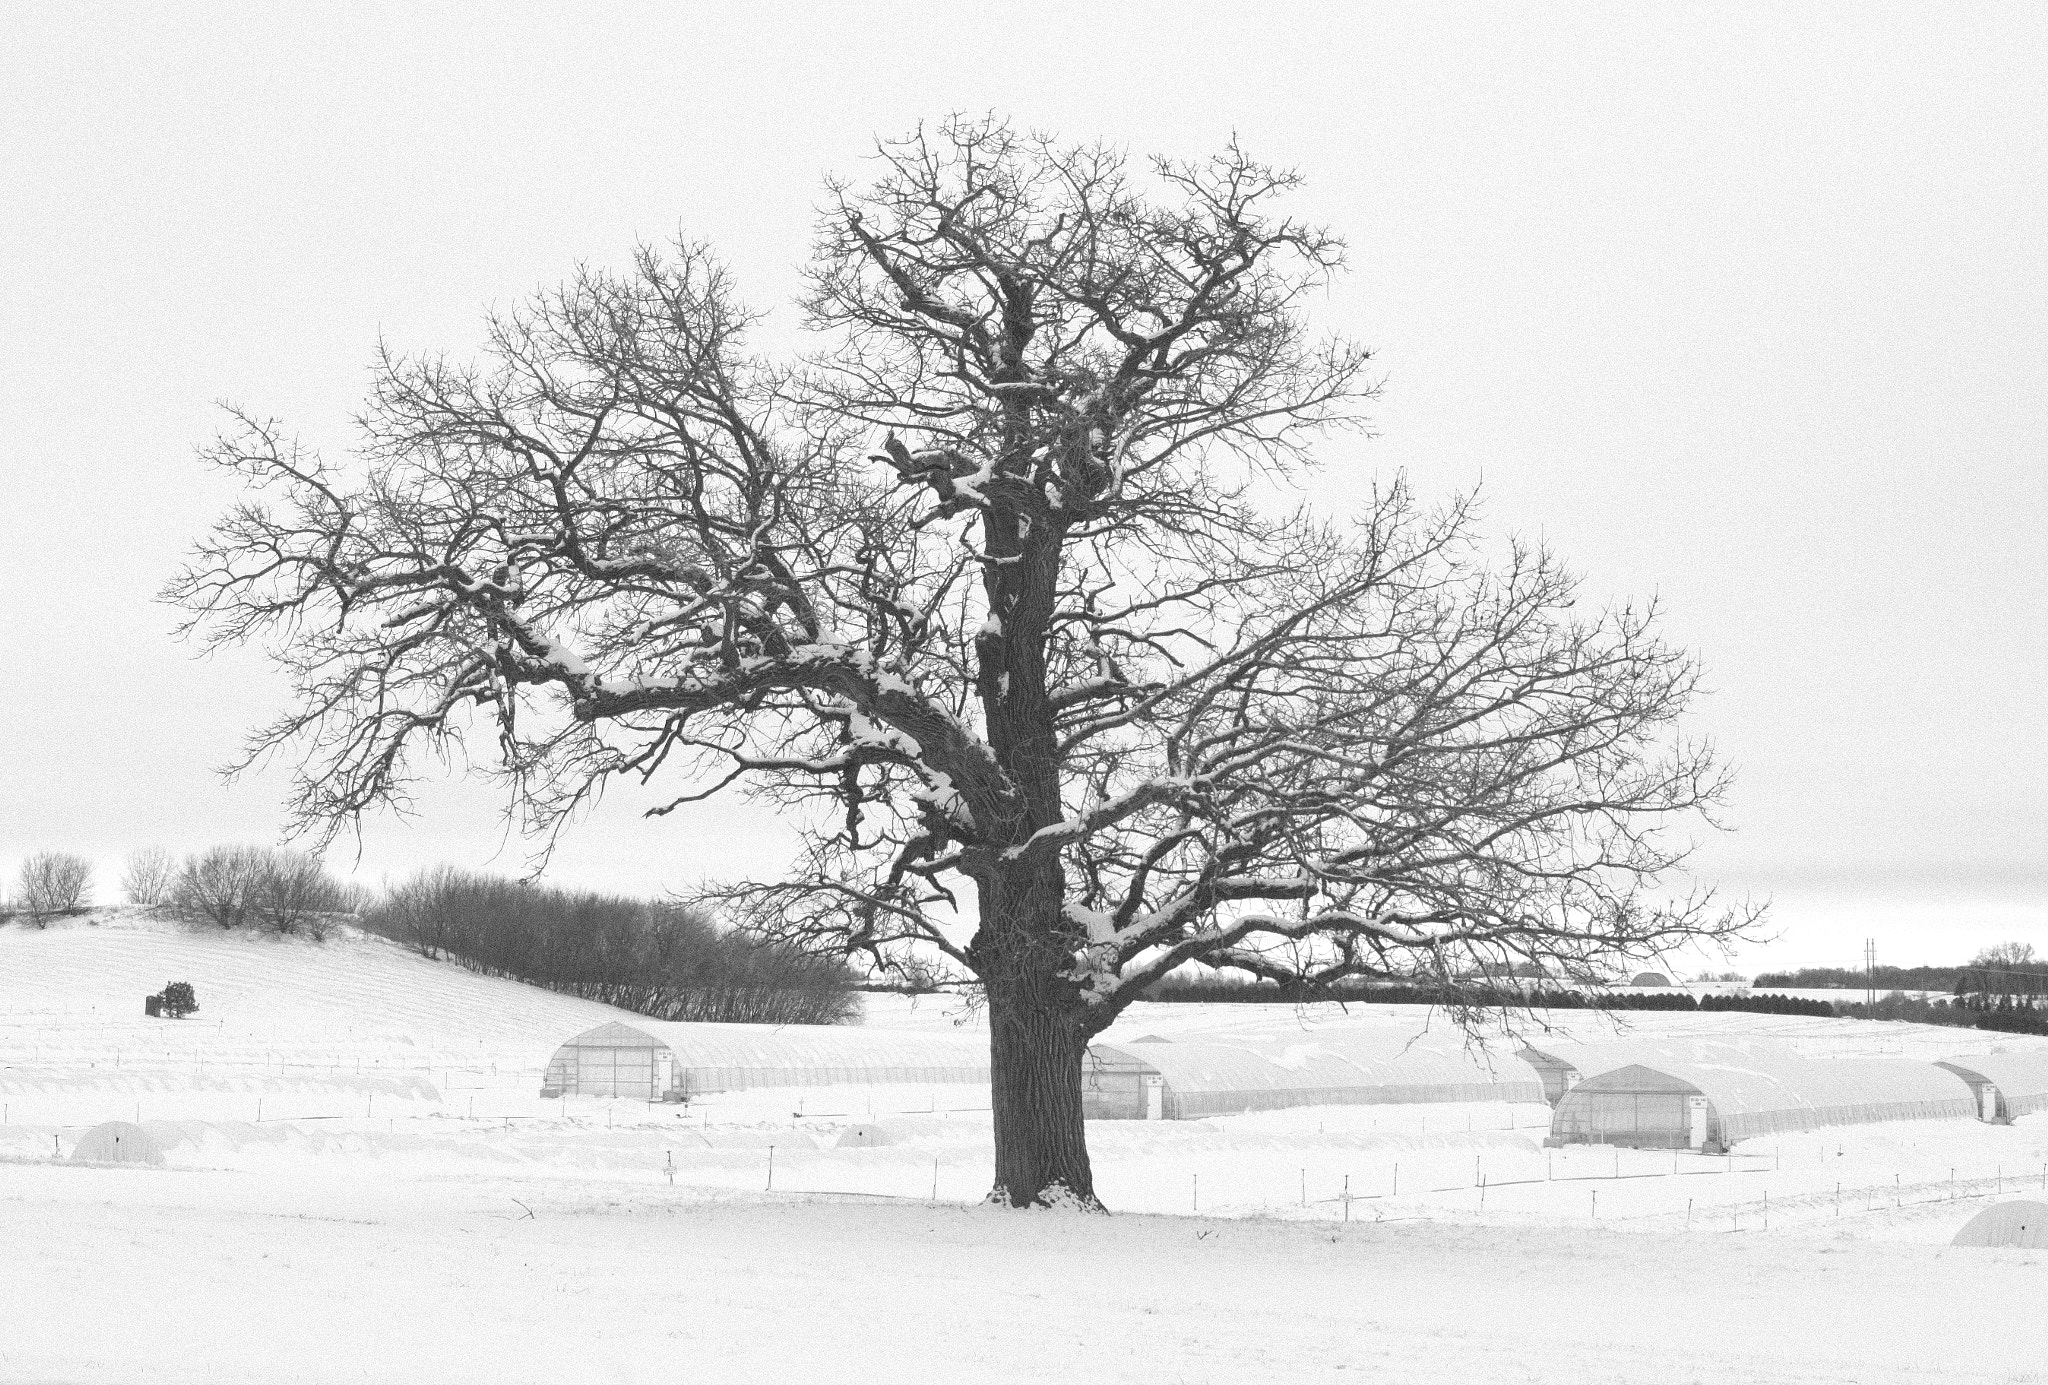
[1628,972,1672,987]
[1082,1031,1543,1120]
[1547,1054,1977,1151]
[1934,1052,2048,1123]
[540,1020,988,1101]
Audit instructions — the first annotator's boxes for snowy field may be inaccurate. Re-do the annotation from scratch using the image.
[4,911,2046,1381]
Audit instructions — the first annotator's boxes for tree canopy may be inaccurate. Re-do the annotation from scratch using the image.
[174,119,1752,1205]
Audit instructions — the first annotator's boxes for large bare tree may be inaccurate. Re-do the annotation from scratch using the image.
[173,119,1747,1207]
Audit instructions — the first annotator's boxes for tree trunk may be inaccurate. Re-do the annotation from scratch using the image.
[985,987,1100,1209]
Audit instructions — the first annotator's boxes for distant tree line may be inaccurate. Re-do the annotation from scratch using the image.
[1142,972,2048,1033]
[1829,990,2048,1037]
[362,868,858,1026]
[0,845,362,936]
[1755,964,1965,990]
[1755,943,2048,996]
[1139,976,1837,1017]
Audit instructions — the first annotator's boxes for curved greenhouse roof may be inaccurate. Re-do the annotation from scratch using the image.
[1936,1052,2048,1120]
[1084,1029,1542,1120]
[1550,1053,1976,1148]
[541,1020,988,1100]
[1520,1037,1802,1105]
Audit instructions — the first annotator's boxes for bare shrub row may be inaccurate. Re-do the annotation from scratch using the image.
[160,845,357,938]
[365,868,857,1026]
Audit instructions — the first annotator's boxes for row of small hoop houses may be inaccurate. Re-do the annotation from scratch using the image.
[540,1020,2048,1152]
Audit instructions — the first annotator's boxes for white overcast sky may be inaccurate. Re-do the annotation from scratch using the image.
[3,2,2043,971]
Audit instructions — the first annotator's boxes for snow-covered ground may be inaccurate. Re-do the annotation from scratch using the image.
[4,911,2046,1381]
[6,1165,2045,1383]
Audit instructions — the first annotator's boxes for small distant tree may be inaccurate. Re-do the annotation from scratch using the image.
[121,847,178,906]
[1971,941,2040,970]
[251,849,348,937]
[173,845,268,928]
[17,852,93,924]
[160,981,198,1018]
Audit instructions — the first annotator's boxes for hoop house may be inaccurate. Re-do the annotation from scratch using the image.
[540,1020,988,1100]
[1547,1055,1977,1151]
[1082,1031,1542,1120]
[1520,1037,1801,1105]
[1952,1200,2048,1249]
[68,1120,165,1166]
[1935,1052,2048,1123]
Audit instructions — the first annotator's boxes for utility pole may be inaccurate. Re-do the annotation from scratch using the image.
[1865,938,1877,1006]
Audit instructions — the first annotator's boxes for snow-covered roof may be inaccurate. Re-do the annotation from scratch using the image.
[1090,1028,1543,1117]
[1520,1036,1803,1101]
[1564,1055,1977,1142]
[550,1019,988,1079]
[1937,1052,2048,1115]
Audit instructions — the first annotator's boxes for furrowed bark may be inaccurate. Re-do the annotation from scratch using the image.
[974,849,1103,1209]
[984,980,1097,1210]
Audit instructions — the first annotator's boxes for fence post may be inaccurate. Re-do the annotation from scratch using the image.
[766,1145,775,1192]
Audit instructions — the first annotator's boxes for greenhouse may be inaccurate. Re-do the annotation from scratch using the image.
[1082,1030,1544,1120]
[539,1020,988,1100]
[68,1121,165,1166]
[1520,1037,1800,1105]
[1951,1200,2048,1249]
[1546,1054,1978,1151]
[1935,1052,2048,1123]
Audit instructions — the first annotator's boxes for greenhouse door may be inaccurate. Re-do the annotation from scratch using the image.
[615,1046,655,1099]
[1632,1093,1688,1147]
[591,1045,657,1098]
[1574,1090,1689,1147]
